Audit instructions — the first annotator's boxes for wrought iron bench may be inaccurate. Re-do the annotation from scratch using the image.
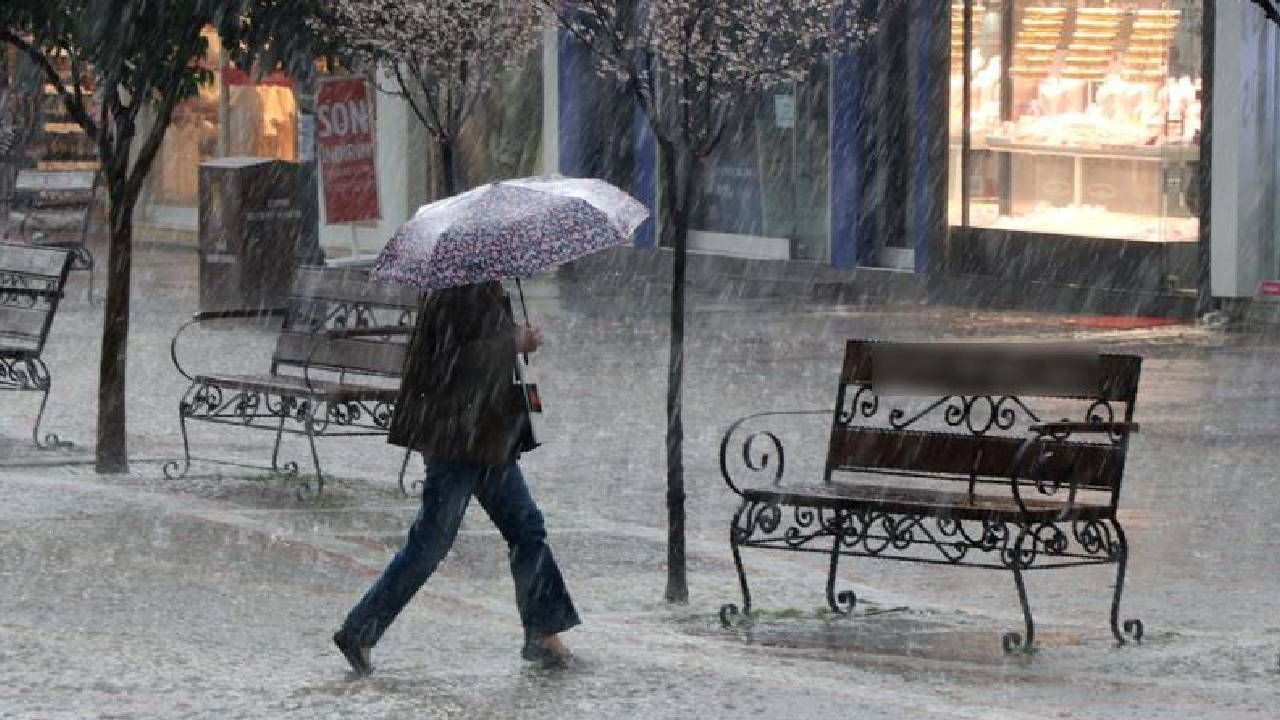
[5,169,98,303]
[718,339,1145,653]
[165,266,422,497]
[0,242,73,448]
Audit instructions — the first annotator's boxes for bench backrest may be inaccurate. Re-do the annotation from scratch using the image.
[826,340,1141,500]
[271,266,422,381]
[0,242,72,355]
[14,169,97,198]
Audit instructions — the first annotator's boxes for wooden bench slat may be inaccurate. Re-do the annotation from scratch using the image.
[0,345,39,358]
[841,340,1142,402]
[0,304,52,342]
[292,267,421,308]
[0,243,72,279]
[827,426,1124,491]
[273,331,408,377]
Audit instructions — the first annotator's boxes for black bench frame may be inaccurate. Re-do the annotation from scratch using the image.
[0,241,72,448]
[719,339,1145,653]
[164,267,420,497]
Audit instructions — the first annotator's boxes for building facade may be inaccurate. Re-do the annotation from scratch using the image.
[10,2,1274,314]
[551,0,1280,314]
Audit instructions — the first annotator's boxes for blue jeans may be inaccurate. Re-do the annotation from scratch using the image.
[340,460,580,647]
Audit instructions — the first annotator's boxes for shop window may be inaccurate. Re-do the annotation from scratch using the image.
[146,26,303,213]
[149,27,222,207]
[224,69,298,162]
[949,0,1203,243]
[687,62,830,262]
[455,46,544,189]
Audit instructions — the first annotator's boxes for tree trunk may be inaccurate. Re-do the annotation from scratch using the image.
[95,181,133,473]
[660,138,698,604]
[438,137,457,198]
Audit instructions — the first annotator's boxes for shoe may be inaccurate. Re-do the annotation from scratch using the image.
[521,634,573,668]
[333,631,373,676]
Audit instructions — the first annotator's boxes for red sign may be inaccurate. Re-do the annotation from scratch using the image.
[1260,281,1280,297]
[316,76,380,224]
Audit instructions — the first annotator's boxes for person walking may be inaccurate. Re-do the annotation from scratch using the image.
[333,280,579,674]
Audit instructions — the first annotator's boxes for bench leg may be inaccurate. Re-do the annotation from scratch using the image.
[720,501,753,627]
[826,531,858,616]
[269,408,299,476]
[300,402,325,499]
[396,447,416,497]
[1109,519,1144,646]
[163,399,194,480]
[28,360,69,450]
[1003,564,1036,654]
[76,246,95,305]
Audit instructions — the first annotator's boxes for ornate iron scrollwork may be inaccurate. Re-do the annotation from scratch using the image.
[174,379,394,435]
[0,356,49,392]
[1,272,55,309]
[734,500,1119,571]
[837,385,880,425]
[836,384,1051,437]
[888,394,1042,435]
[719,410,829,496]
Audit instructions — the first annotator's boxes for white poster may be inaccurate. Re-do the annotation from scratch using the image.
[774,95,796,129]
[297,113,316,163]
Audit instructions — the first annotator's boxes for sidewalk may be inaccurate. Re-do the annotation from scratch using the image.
[3,242,1280,718]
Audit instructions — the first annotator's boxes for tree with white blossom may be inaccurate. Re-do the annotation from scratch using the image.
[547,0,886,602]
[324,0,543,197]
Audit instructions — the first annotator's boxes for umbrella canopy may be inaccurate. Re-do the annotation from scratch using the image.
[370,176,650,291]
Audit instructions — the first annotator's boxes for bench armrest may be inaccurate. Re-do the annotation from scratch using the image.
[1006,427,1132,518]
[720,411,829,497]
[1004,422,1138,517]
[170,308,288,381]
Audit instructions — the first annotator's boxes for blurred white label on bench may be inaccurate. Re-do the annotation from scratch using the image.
[872,343,1099,396]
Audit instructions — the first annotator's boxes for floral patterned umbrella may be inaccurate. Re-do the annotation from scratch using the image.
[370,176,650,291]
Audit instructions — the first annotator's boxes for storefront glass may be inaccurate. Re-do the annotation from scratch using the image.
[455,47,544,190]
[145,27,302,215]
[223,70,298,162]
[949,0,1203,243]
[148,28,222,208]
[688,63,830,261]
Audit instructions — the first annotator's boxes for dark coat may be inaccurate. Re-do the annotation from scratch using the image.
[388,281,523,467]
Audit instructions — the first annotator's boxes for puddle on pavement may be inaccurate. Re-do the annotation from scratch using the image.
[686,611,1087,665]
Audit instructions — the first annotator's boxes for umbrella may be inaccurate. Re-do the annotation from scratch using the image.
[370,176,650,292]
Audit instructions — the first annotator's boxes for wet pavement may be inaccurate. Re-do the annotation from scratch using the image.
[3,243,1280,718]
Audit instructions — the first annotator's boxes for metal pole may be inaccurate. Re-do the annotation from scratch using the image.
[998,0,1014,216]
[961,0,973,228]
[515,277,530,365]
